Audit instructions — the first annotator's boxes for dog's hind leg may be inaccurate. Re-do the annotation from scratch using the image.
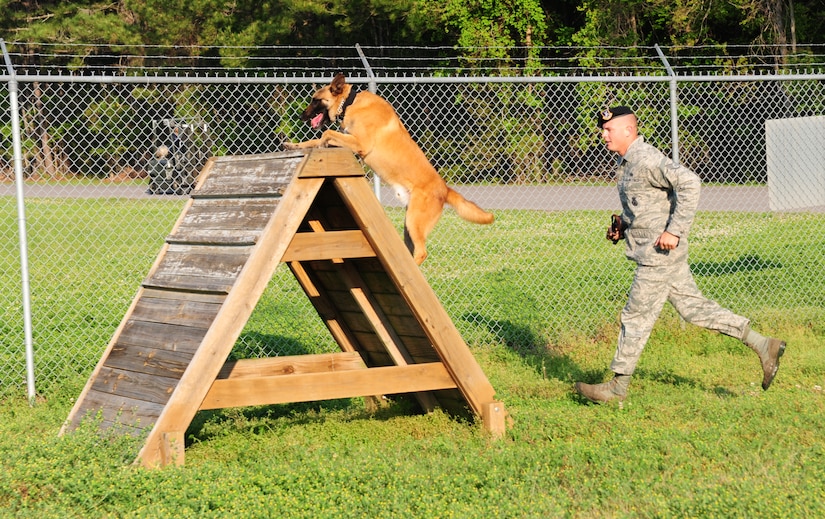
[403,191,446,265]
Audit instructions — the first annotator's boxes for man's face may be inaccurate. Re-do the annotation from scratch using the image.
[600,115,637,156]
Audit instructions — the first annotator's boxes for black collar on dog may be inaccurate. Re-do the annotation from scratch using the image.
[335,87,359,121]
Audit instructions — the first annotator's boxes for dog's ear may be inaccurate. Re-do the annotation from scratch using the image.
[330,73,347,96]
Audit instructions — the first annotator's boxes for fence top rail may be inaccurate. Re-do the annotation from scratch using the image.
[3,72,825,85]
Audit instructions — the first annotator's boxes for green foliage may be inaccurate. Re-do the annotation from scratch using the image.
[443,0,548,48]
[4,0,825,58]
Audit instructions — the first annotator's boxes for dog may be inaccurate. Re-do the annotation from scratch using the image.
[283,73,494,265]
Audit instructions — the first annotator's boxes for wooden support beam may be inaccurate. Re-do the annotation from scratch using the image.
[481,401,507,439]
[200,362,457,410]
[161,431,185,467]
[282,230,375,262]
[333,176,500,418]
[215,351,366,380]
[287,261,361,354]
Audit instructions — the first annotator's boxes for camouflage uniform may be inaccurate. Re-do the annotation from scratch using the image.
[611,135,749,375]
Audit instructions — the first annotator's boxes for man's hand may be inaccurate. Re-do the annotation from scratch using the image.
[607,214,624,244]
[654,231,680,250]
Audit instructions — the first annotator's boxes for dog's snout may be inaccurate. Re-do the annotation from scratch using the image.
[299,99,323,121]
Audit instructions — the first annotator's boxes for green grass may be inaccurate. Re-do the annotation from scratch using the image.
[0,200,824,517]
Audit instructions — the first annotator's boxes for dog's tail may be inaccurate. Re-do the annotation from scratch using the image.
[446,188,495,225]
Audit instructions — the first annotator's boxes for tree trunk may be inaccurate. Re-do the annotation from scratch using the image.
[33,81,58,179]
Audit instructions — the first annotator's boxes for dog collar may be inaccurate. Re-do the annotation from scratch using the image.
[335,87,359,121]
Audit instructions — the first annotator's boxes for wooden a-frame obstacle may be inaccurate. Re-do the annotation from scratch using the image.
[61,148,505,468]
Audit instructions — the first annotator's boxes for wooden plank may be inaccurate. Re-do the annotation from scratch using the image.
[334,176,500,416]
[139,288,227,305]
[297,148,367,178]
[142,244,253,293]
[338,310,423,337]
[68,389,166,431]
[370,291,416,316]
[200,362,457,410]
[61,285,157,436]
[175,198,279,231]
[307,266,351,292]
[168,198,279,245]
[104,343,195,379]
[282,230,375,262]
[114,320,210,354]
[391,336,440,362]
[161,431,186,466]
[316,257,438,412]
[195,153,304,197]
[481,401,507,438]
[348,335,394,365]
[130,295,223,328]
[215,352,366,380]
[91,366,179,405]
[97,419,146,438]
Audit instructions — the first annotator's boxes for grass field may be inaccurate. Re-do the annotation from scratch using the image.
[0,201,824,517]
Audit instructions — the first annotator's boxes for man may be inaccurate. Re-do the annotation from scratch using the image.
[575,106,786,404]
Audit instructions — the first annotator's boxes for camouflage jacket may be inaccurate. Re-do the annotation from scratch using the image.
[616,136,701,266]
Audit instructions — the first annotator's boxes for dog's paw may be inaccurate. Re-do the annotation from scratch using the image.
[282,141,300,150]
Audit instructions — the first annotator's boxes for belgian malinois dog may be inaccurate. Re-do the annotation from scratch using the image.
[283,73,494,265]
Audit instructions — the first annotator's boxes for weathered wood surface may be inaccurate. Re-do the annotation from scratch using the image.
[64,148,504,469]
[195,153,303,197]
[70,388,167,433]
[142,244,254,293]
[136,173,325,467]
[64,151,307,437]
[168,198,280,245]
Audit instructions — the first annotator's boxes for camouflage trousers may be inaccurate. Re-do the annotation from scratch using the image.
[610,261,750,375]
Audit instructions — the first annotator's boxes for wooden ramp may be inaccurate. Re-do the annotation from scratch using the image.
[61,148,505,467]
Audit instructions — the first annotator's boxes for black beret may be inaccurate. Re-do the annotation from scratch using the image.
[597,106,635,128]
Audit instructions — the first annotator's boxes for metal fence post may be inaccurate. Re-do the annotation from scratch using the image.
[655,44,680,166]
[356,44,381,198]
[1,39,36,404]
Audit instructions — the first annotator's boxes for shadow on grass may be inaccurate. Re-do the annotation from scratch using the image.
[691,254,782,276]
[461,312,582,382]
[634,367,704,391]
[187,396,422,445]
[461,313,744,402]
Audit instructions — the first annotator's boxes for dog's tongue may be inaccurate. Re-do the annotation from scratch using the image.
[311,113,324,129]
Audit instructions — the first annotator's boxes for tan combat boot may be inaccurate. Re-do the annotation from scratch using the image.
[575,374,630,404]
[760,338,786,390]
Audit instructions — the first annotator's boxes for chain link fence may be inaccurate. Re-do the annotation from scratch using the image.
[2,46,824,396]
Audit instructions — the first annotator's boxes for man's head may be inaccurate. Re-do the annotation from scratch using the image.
[597,106,638,156]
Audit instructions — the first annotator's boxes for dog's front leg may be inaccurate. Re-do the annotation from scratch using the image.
[283,130,363,155]
[282,138,325,150]
[319,130,367,157]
